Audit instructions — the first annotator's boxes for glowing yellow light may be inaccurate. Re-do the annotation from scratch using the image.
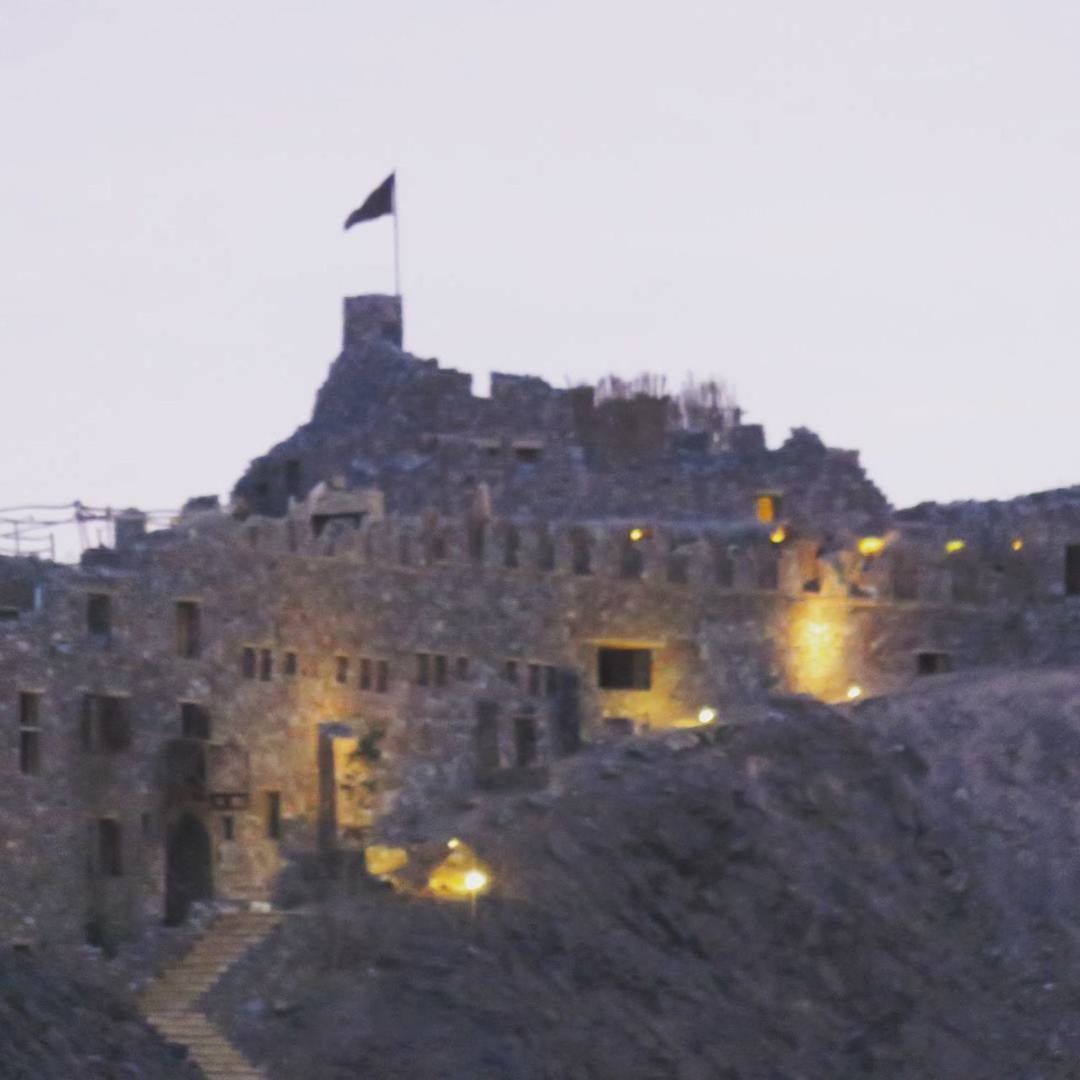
[770,527,787,544]
[364,845,409,878]
[945,539,966,555]
[858,537,886,557]
[846,684,863,700]
[447,837,460,850]
[1011,538,1024,552]
[629,528,646,542]
[463,869,488,893]
[697,707,716,725]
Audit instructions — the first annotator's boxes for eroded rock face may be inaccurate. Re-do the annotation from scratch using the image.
[0,950,200,1080]
[205,686,1080,1080]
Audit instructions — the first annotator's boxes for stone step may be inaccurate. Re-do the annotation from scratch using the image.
[137,914,281,1080]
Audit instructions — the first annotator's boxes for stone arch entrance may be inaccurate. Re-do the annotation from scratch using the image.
[165,813,213,926]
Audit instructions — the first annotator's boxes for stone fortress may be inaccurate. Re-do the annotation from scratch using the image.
[5,293,1080,951]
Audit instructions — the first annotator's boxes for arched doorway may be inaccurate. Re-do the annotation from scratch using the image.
[165,813,212,925]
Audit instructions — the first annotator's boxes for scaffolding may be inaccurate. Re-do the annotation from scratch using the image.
[0,503,178,562]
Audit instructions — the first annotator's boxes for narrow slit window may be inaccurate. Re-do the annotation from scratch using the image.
[87,593,112,640]
[176,601,201,658]
[375,660,389,693]
[259,648,273,681]
[241,647,257,679]
[98,819,123,877]
[266,791,282,840]
[335,656,349,684]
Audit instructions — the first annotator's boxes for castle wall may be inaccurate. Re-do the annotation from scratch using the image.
[8,494,1080,948]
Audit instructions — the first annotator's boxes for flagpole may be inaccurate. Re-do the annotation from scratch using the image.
[392,174,401,298]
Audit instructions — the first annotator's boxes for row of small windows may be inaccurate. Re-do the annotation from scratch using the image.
[336,656,390,692]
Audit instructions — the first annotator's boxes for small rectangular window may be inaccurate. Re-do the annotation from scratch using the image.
[19,729,40,775]
[283,651,298,677]
[222,815,235,841]
[266,791,282,840]
[82,695,132,752]
[19,691,40,729]
[19,692,42,775]
[98,697,132,751]
[259,648,273,681]
[86,593,111,639]
[0,607,19,622]
[241,647,256,679]
[176,601,201,658]
[505,660,519,685]
[98,819,123,877]
[755,494,780,524]
[180,702,211,740]
[916,651,952,676]
[527,663,542,697]
[375,660,389,693]
[597,647,652,690]
[416,653,430,687]
[359,657,372,690]
[335,656,349,684]
[433,654,448,688]
[544,666,560,698]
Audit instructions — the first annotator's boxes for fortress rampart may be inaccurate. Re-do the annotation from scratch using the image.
[5,294,1080,952]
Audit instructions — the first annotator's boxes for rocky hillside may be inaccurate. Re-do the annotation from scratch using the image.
[203,676,1080,1079]
[0,949,201,1079]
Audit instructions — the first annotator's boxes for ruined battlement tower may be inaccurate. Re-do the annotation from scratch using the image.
[342,293,403,350]
[232,296,889,531]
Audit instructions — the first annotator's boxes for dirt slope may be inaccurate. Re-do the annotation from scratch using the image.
[0,949,201,1080]
[209,684,1080,1079]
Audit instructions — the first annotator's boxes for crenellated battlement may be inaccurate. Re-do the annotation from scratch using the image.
[145,493,1080,612]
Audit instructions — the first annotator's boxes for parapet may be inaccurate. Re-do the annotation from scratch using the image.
[343,294,403,350]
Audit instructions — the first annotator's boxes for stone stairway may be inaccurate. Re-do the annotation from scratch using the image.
[138,909,282,1080]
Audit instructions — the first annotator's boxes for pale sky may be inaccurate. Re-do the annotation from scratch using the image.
[3,0,1080,522]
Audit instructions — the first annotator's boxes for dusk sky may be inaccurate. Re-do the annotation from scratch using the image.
[4,1,1080,523]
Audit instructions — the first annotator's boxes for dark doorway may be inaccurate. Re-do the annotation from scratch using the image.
[553,669,583,755]
[514,715,538,767]
[165,813,212,926]
[475,701,501,771]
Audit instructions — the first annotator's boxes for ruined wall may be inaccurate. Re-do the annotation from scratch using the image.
[232,295,890,531]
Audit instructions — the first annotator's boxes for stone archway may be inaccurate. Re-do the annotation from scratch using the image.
[165,813,213,926]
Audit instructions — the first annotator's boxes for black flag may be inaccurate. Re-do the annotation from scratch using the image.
[344,173,395,229]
